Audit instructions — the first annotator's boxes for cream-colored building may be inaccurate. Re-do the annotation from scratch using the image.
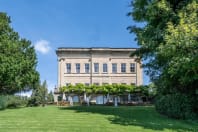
[54,47,143,102]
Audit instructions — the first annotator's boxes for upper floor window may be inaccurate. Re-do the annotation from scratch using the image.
[94,63,99,73]
[66,63,71,73]
[130,63,136,72]
[121,63,126,73]
[85,63,90,73]
[103,63,108,73]
[76,63,80,73]
[112,63,117,73]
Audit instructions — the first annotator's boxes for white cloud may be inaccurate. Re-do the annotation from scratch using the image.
[34,40,51,54]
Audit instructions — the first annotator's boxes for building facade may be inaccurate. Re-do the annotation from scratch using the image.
[54,47,143,102]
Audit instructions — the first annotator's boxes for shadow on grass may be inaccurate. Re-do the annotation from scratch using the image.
[7,106,25,109]
[0,105,28,111]
[59,106,198,132]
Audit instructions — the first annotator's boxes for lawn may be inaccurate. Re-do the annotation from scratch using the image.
[0,106,197,132]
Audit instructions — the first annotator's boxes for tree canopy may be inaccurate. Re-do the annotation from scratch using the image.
[128,0,198,119]
[0,12,39,94]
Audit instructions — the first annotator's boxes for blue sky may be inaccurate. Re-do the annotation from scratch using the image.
[0,0,150,93]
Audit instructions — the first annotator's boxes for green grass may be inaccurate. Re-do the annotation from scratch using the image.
[0,106,197,132]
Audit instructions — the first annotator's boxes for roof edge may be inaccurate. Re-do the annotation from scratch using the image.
[57,47,138,49]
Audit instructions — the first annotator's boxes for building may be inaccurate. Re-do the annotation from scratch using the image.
[54,47,143,102]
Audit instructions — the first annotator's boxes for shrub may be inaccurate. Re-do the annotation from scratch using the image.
[105,102,114,106]
[7,96,26,108]
[6,95,28,108]
[27,97,40,107]
[0,95,8,110]
[0,95,28,109]
[155,93,196,119]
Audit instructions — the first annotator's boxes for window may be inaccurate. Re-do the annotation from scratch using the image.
[103,63,108,73]
[121,63,126,73]
[94,63,99,73]
[94,83,99,86]
[112,63,117,73]
[75,83,80,86]
[85,83,89,86]
[121,83,127,85]
[66,83,71,86]
[102,83,108,85]
[76,63,80,73]
[85,63,90,73]
[130,63,135,72]
[66,63,71,73]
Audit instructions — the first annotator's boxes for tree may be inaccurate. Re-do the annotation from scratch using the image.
[47,91,54,103]
[29,80,48,107]
[39,80,48,106]
[128,0,198,119]
[0,12,39,94]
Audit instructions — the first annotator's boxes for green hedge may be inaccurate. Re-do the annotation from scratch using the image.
[155,93,196,119]
[0,95,28,110]
[7,96,28,108]
[0,95,7,110]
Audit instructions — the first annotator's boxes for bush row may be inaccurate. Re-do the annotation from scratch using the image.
[0,95,28,110]
[155,93,197,119]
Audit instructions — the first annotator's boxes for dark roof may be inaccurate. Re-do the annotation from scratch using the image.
[56,47,137,55]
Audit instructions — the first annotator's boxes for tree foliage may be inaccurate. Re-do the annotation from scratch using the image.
[0,12,39,94]
[29,80,48,107]
[47,91,54,103]
[128,0,198,119]
[60,84,149,98]
[0,95,28,109]
[59,84,151,106]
